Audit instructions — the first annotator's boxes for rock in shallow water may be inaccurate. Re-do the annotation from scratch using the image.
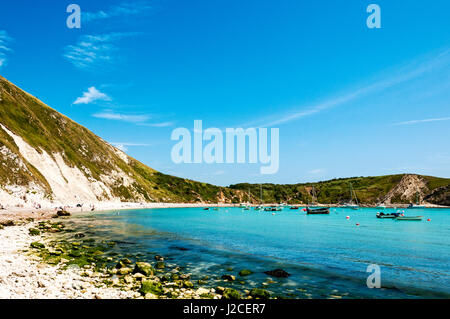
[222,288,241,299]
[29,228,40,236]
[221,274,236,281]
[239,269,253,276]
[133,262,154,276]
[56,210,71,217]
[139,280,163,295]
[155,261,165,269]
[264,269,291,278]
[249,288,270,299]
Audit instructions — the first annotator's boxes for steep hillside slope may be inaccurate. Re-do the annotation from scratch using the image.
[0,75,236,206]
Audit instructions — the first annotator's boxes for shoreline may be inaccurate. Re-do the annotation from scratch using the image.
[0,222,139,298]
[0,219,228,299]
[1,202,448,227]
[1,201,448,217]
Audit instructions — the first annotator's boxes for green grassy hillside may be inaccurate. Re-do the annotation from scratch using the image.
[0,75,236,203]
[230,174,450,205]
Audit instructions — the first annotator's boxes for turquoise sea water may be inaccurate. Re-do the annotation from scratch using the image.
[68,207,450,298]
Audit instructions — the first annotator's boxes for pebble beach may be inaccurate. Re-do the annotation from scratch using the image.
[0,210,244,300]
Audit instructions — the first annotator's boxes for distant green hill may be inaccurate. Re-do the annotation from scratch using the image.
[230,174,450,206]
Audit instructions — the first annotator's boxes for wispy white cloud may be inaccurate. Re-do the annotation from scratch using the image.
[110,142,149,152]
[249,49,450,127]
[393,117,450,126]
[73,87,111,105]
[93,111,174,127]
[139,121,175,127]
[93,111,150,123]
[0,30,12,68]
[63,32,139,69]
[83,2,153,22]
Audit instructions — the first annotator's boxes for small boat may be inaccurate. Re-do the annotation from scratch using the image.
[408,204,426,209]
[341,182,359,209]
[376,212,400,219]
[265,206,282,212]
[395,216,423,221]
[306,187,328,213]
[306,207,330,214]
[342,203,359,210]
[203,207,210,211]
[408,192,426,209]
[290,206,299,210]
[254,185,264,211]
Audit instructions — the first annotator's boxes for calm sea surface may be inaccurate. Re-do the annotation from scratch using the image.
[66,207,450,298]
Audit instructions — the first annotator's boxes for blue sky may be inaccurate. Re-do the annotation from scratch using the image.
[0,0,449,186]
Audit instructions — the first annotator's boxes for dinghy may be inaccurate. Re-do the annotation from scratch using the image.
[395,216,423,221]
[306,207,330,214]
[376,212,400,219]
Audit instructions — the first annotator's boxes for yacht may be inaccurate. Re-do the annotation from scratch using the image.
[342,182,359,210]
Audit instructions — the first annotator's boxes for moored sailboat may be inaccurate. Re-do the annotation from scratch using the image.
[306,186,330,214]
[341,182,359,209]
[408,192,426,209]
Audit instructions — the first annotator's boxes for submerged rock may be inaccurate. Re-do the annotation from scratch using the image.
[69,250,82,257]
[222,288,241,299]
[221,274,236,281]
[215,286,226,294]
[139,280,163,295]
[170,246,189,251]
[57,210,71,217]
[30,242,45,249]
[133,262,154,276]
[29,228,41,236]
[249,288,270,299]
[0,220,15,227]
[118,267,132,275]
[264,269,291,278]
[155,261,165,269]
[239,269,253,277]
[120,258,132,265]
[115,260,129,269]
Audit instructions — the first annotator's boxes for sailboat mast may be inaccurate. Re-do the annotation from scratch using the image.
[354,188,359,205]
[349,182,359,205]
[349,182,354,204]
[260,185,263,204]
